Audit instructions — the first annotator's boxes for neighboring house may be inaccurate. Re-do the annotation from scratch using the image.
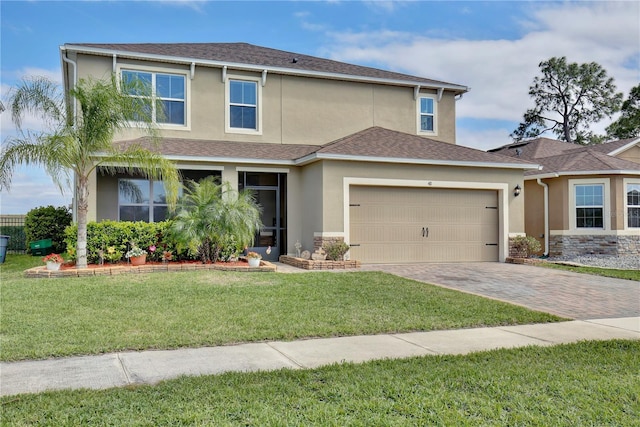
[490,137,640,257]
[60,42,536,263]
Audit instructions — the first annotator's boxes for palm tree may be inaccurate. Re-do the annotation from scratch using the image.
[170,177,262,263]
[0,76,180,268]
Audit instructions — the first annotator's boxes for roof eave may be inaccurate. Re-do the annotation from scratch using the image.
[296,153,539,169]
[525,169,640,180]
[607,138,640,156]
[62,44,469,94]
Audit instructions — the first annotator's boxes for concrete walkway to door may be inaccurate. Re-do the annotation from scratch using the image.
[361,263,640,320]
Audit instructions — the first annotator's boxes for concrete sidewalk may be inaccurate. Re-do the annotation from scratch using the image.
[1,317,638,397]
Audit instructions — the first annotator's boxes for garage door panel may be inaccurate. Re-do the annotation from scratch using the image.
[350,186,499,263]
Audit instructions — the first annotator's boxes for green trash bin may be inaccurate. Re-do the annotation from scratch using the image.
[0,235,9,263]
[30,238,53,256]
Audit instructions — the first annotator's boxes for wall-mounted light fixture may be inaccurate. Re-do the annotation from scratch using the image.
[514,184,522,197]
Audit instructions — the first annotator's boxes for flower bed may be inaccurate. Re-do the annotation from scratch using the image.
[279,255,360,270]
[24,259,276,278]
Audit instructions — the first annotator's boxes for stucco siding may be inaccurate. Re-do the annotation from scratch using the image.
[523,180,545,253]
[617,145,640,164]
[320,160,524,234]
[73,53,458,146]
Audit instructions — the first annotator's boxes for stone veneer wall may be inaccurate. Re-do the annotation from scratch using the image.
[313,235,344,251]
[549,235,640,257]
[508,237,527,259]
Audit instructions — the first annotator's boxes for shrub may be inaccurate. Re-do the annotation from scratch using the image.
[24,206,72,253]
[323,241,350,261]
[65,220,188,264]
[511,235,542,258]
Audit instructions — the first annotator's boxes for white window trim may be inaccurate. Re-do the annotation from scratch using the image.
[416,94,437,136]
[225,75,263,135]
[117,64,191,130]
[623,178,640,230]
[569,178,610,232]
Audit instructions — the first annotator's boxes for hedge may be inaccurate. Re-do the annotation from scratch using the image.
[64,220,193,264]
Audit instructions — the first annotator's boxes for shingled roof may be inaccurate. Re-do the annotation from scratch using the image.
[114,127,536,170]
[489,137,640,177]
[63,42,468,92]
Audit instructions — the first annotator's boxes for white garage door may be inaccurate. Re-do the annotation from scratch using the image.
[349,186,499,263]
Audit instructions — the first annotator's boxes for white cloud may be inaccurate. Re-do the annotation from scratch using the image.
[321,1,639,149]
[1,67,70,214]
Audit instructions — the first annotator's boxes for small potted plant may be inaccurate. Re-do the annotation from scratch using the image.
[246,251,262,267]
[43,253,64,271]
[125,244,147,266]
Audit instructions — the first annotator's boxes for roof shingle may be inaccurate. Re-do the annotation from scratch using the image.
[65,42,467,92]
[115,127,535,168]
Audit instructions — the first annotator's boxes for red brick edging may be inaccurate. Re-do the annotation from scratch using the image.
[24,261,277,278]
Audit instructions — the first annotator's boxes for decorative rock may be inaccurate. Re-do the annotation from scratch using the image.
[301,250,311,260]
[311,246,327,261]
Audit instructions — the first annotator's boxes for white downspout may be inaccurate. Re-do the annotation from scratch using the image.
[536,178,549,256]
[60,47,78,221]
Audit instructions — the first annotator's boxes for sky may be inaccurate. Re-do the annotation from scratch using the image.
[1,0,639,214]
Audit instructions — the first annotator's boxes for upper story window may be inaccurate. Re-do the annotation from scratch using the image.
[575,184,604,228]
[121,70,186,126]
[226,76,262,134]
[417,95,437,135]
[626,182,640,228]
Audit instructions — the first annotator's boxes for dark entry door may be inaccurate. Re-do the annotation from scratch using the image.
[238,172,287,261]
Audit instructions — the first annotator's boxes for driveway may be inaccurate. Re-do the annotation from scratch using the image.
[361,263,640,320]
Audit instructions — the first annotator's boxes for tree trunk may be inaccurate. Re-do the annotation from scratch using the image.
[76,176,89,269]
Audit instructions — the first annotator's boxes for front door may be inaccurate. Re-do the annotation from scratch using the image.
[239,172,287,261]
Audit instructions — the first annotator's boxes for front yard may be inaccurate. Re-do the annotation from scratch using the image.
[0,255,562,361]
[2,255,637,425]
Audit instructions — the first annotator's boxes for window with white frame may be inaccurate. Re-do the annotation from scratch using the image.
[417,96,436,133]
[227,79,259,132]
[575,184,604,228]
[121,70,186,125]
[119,179,170,222]
[627,182,640,228]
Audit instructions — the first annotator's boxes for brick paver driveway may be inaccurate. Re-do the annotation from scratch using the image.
[362,263,640,320]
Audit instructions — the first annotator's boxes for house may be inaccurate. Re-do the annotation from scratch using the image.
[60,42,537,263]
[489,137,640,257]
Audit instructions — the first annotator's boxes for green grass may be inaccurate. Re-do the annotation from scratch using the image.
[540,262,640,281]
[2,340,638,426]
[0,255,562,361]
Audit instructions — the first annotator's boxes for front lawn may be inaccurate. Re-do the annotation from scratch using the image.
[0,255,562,361]
[2,340,638,426]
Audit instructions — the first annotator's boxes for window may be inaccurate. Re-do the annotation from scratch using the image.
[627,182,640,228]
[121,70,186,125]
[226,77,261,134]
[575,184,604,228]
[417,96,436,133]
[119,179,170,222]
[229,80,257,129]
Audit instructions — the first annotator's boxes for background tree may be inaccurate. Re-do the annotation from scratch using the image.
[0,76,180,268]
[606,84,640,139]
[169,178,262,263]
[511,56,623,144]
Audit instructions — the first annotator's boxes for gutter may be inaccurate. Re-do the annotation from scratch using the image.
[60,46,78,222]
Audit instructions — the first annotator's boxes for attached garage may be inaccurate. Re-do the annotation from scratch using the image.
[349,186,499,263]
